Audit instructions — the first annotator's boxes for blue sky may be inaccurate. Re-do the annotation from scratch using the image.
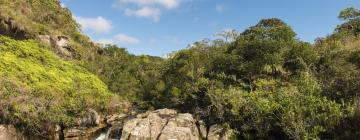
[60,0,360,56]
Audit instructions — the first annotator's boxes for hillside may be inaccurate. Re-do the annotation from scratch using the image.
[0,35,115,137]
[0,0,101,60]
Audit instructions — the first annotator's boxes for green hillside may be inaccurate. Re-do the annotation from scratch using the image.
[0,35,112,136]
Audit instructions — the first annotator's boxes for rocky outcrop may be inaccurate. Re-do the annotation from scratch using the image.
[106,113,127,139]
[54,36,76,58]
[0,109,232,140]
[0,125,23,140]
[120,109,199,140]
[63,109,104,140]
[113,109,233,140]
[75,108,101,127]
[37,35,76,58]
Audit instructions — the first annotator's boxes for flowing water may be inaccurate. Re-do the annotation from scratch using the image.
[94,127,111,140]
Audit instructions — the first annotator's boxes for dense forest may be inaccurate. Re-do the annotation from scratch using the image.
[0,0,360,140]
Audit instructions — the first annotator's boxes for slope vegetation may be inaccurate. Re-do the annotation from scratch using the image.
[0,35,112,136]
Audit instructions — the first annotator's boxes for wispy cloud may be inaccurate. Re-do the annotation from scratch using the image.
[125,6,161,22]
[96,33,141,46]
[97,39,115,45]
[75,16,113,33]
[115,33,140,44]
[114,0,181,22]
[119,0,180,9]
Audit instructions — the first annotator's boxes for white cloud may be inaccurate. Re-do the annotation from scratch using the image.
[115,33,140,44]
[118,0,180,9]
[75,16,113,33]
[115,0,181,22]
[97,39,115,45]
[125,7,161,22]
[215,4,224,12]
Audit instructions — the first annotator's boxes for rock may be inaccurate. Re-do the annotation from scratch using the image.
[76,108,101,127]
[53,125,62,140]
[158,113,199,140]
[64,125,105,140]
[153,108,177,116]
[197,120,207,139]
[64,127,87,138]
[121,109,199,140]
[106,113,127,125]
[55,36,69,48]
[37,35,51,45]
[158,126,194,140]
[106,113,127,139]
[0,125,23,140]
[54,36,75,58]
[207,125,232,140]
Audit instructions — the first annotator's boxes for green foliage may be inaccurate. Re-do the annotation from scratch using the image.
[85,44,165,108]
[284,42,318,73]
[240,18,296,42]
[0,35,113,136]
[139,16,358,140]
[220,79,342,140]
[226,18,299,84]
[336,7,360,37]
[339,7,360,21]
[86,45,139,96]
[349,50,360,67]
[314,38,360,103]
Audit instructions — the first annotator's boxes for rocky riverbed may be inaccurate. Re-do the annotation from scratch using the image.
[0,109,232,140]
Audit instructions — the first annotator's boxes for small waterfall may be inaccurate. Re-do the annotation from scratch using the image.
[94,127,111,140]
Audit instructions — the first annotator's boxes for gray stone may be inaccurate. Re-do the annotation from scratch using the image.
[121,109,199,140]
[37,35,51,45]
[64,127,87,138]
[0,125,22,140]
[54,36,74,57]
[76,108,101,127]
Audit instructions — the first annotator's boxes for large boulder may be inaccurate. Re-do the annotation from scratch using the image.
[120,109,199,140]
[0,125,23,140]
[76,108,101,127]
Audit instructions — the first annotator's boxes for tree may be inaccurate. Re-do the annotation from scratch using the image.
[228,18,297,86]
[240,18,296,42]
[336,7,360,36]
[284,42,318,74]
[339,7,360,21]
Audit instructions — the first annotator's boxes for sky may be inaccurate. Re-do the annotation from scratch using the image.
[60,0,360,56]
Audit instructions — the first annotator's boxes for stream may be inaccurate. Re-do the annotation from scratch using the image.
[93,125,122,140]
[94,127,111,140]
